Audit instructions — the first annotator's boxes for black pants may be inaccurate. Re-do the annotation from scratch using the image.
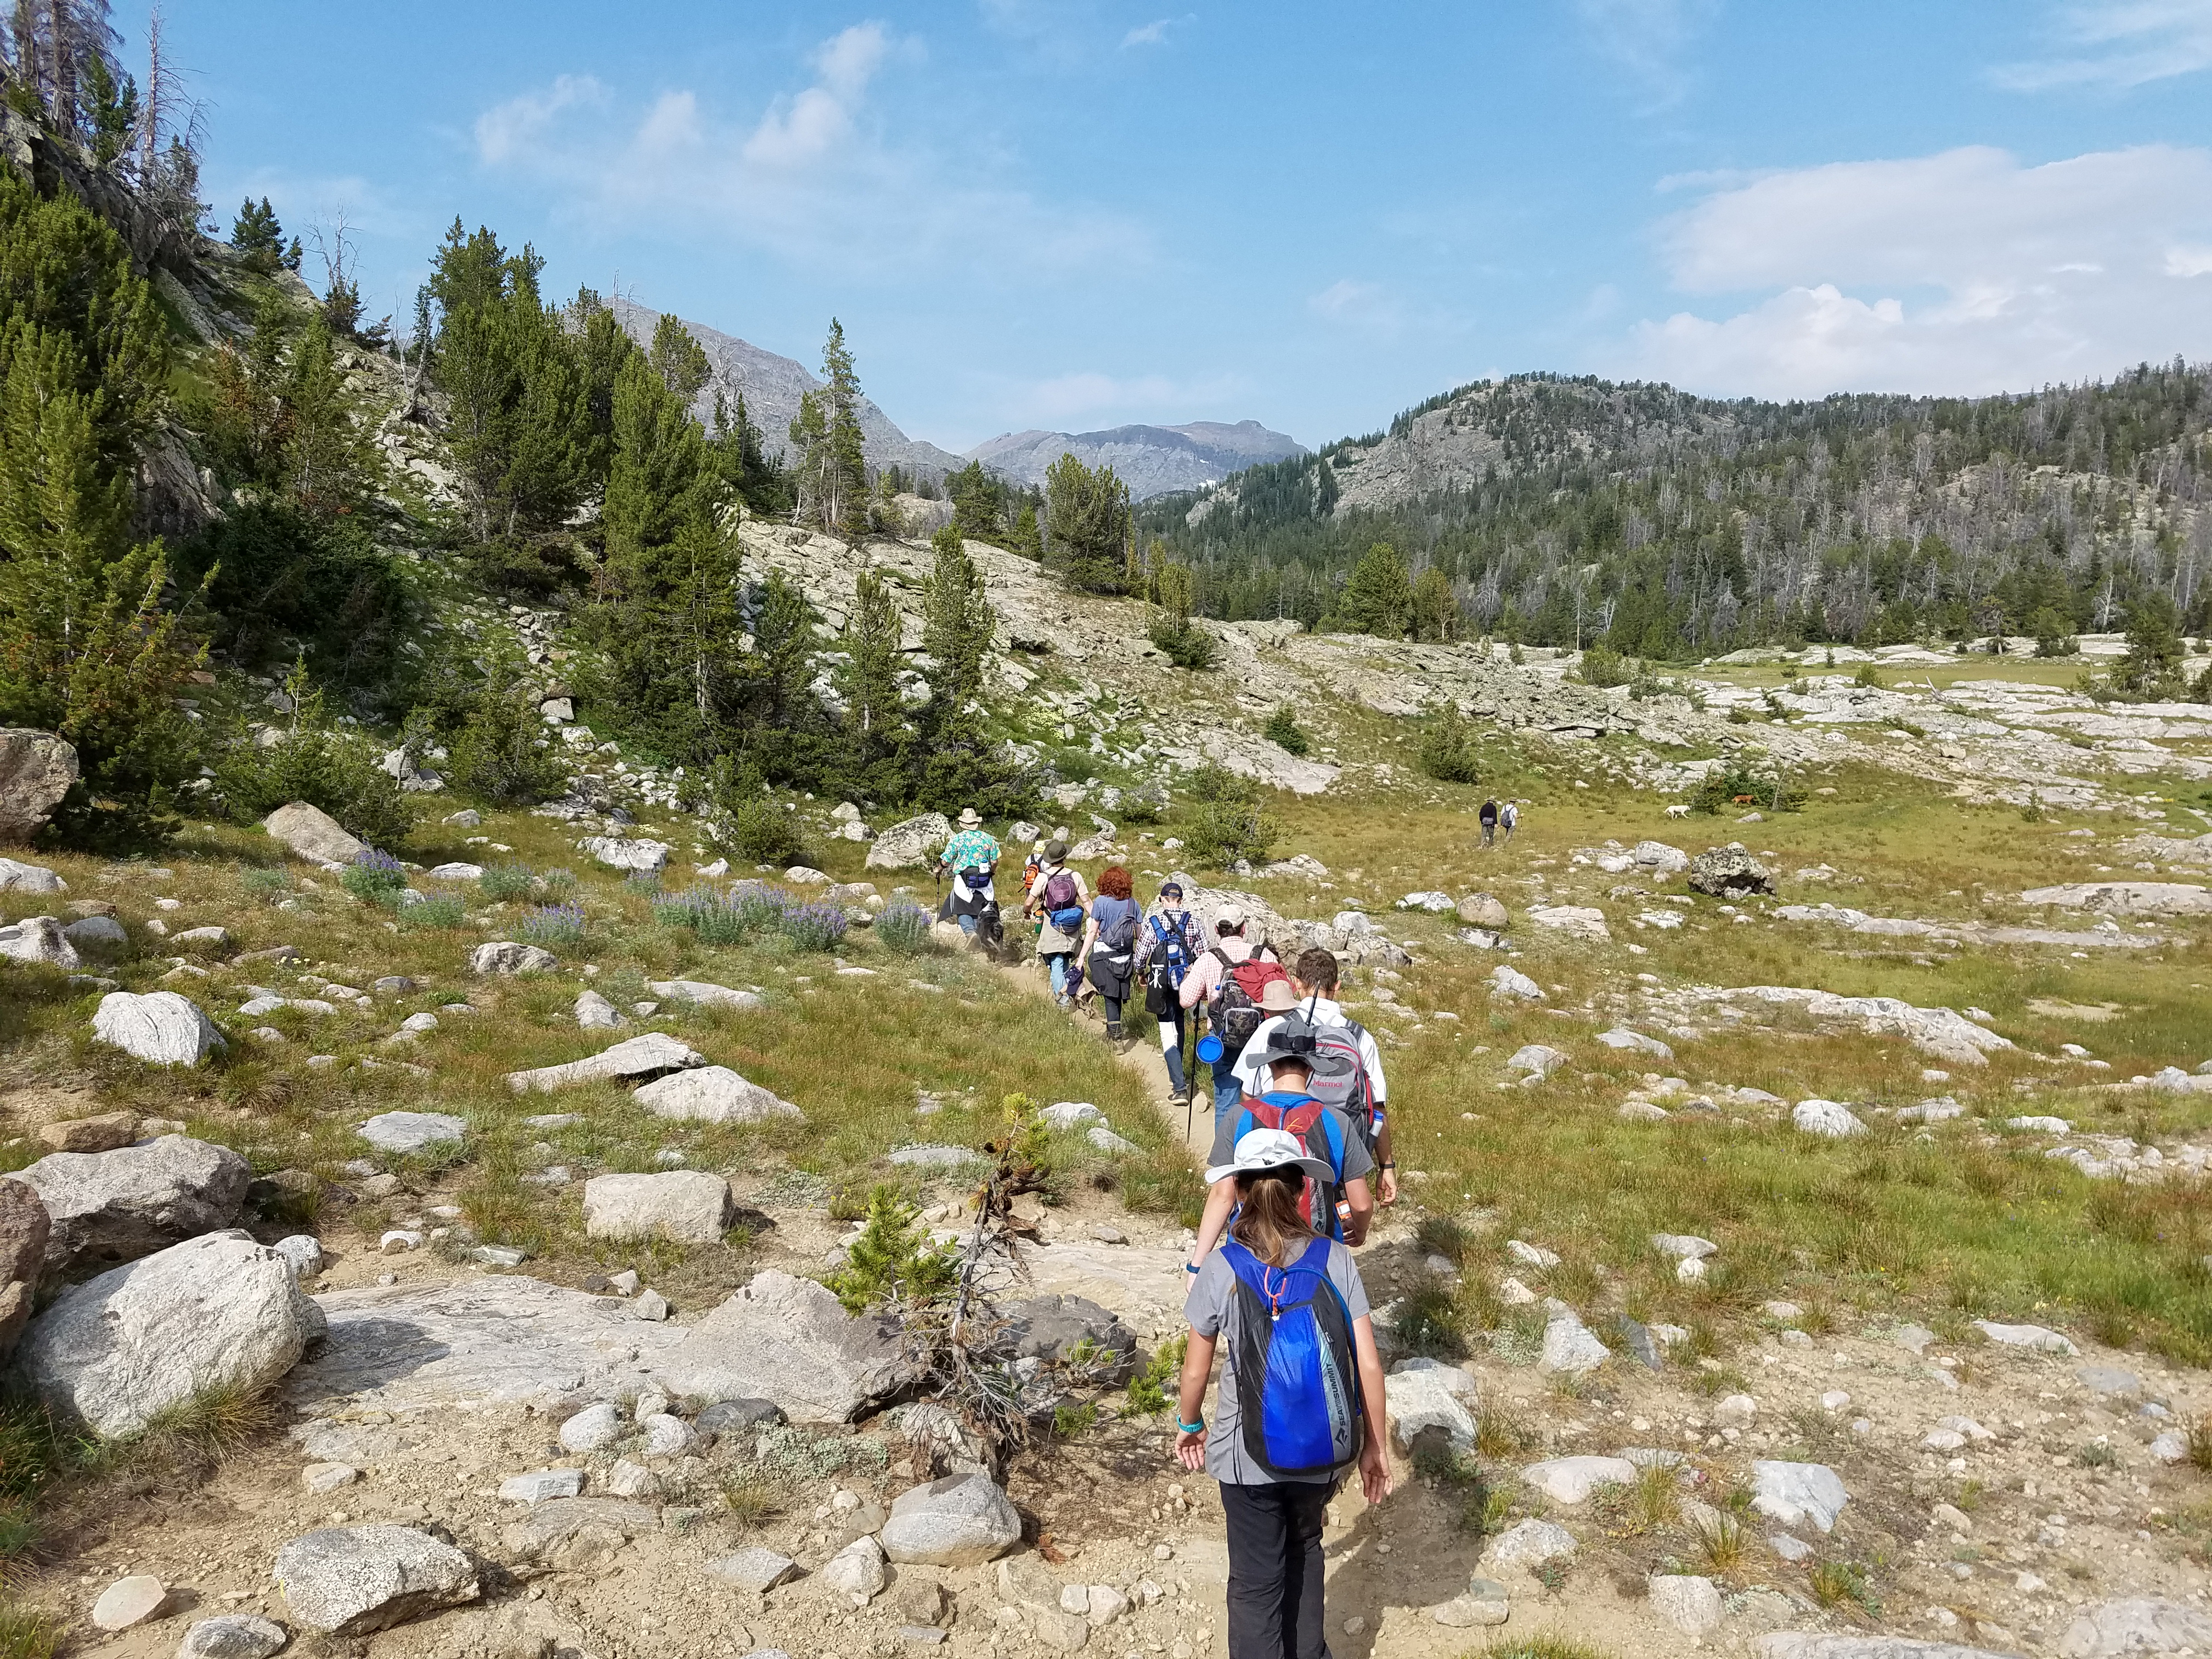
[1221,1481,1333,1659]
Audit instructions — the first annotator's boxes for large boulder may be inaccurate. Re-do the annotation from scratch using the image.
[1689,845,1775,899]
[262,801,368,867]
[633,1066,800,1124]
[652,1268,908,1423]
[0,855,64,893]
[581,1171,733,1242]
[0,915,77,968]
[468,940,557,975]
[580,836,669,874]
[0,728,77,842]
[865,812,952,871]
[1632,840,1690,877]
[0,1177,48,1358]
[273,1525,479,1635]
[91,990,224,1066]
[16,1231,319,1436]
[19,1134,250,1277]
[1455,893,1509,930]
[506,1032,704,1094]
[878,1472,1023,1565]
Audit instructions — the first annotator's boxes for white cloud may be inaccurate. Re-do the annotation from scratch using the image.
[1572,0,1722,110]
[1121,17,1175,47]
[470,27,1142,281]
[1618,144,2212,398]
[1013,368,1243,424]
[1992,0,2212,91]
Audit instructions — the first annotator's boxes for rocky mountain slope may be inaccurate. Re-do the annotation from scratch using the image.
[607,298,965,481]
[970,420,1304,500]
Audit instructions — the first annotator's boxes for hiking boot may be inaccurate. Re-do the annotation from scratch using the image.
[1104,1021,1125,1045]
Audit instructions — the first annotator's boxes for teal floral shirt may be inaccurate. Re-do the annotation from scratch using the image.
[940,830,1001,872]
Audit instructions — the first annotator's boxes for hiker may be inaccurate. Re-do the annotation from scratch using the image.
[936,808,1001,941]
[1175,1128,1392,1659]
[1499,799,1519,843]
[1178,905,1283,1124]
[1080,865,1142,1047]
[1025,839,1088,1009]
[1190,1023,1374,1263]
[1479,797,1499,847]
[1231,947,1396,1204]
[1143,879,1206,1109]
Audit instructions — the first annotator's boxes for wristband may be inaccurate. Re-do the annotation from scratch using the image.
[1380,1161,1397,1170]
[1176,1418,1205,1435]
[1184,1260,1200,1275]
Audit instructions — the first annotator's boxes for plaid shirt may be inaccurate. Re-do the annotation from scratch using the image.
[939,830,1001,872]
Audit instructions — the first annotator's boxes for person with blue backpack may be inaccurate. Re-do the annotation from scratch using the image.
[1023,840,1089,1010]
[1188,1034,1375,1274]
[1142,879,1205,1110]
[1175,1127,1392,1659]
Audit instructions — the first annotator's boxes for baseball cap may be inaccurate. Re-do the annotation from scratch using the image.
[1204,1127,1334,1187]
[1216,904,1247,928]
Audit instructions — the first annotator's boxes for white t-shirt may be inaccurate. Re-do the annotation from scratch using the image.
[1230,996,1387,1103]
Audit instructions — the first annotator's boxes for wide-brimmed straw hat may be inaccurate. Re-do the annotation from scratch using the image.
[1205,1127,1334,1187]
[957,808,983,827]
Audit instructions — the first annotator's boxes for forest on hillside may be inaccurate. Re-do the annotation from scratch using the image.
[1135,369,2212,657]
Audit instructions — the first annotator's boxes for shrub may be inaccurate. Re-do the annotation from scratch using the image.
[1124,1333,1187,1414]
[1418,703,1483,783]
[725,795,808,866]
[240,866,291,900]
[876,901,933,954]
[1117,783,1167,825]
[622,871,662,899]
[539,867,578,899]
[521,902,585,945]
[1577,645,1630,687]
[479,864,537,901]
[1147,618,1218,670]
[781,899,850,953]
[1187,763,1258,805]
[826,1186,957,1313]
[398,894,466,929]
[1183,798,1278,868]
[656,884,791,945]
[341,848,407,901]
[1262,705,1310,756]
[1853,659,1883,687]
[215,664,414,848]
[443,686,569,806]
[1691,763,1802,815]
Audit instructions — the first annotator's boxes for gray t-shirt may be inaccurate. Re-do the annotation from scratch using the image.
[1207,1099,1375,1189]
[1184,1239,1371,1486]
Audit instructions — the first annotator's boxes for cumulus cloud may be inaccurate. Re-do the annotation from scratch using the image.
[1572,0,1722,110]
[1991,0,2212,91]
[471,25,1139,280]
[1618,144,2212,398]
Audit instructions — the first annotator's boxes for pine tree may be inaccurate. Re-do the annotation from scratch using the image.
[845,567,906,754]
[922,525,995,721]
[1042,453,1130,593]
[2115,590,2185,698]
[232,196,283,271]
[648,312,712,409]
[1340,542,1414,637]
[790,320,868,536]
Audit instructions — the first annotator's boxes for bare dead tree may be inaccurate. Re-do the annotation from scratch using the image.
[307,210,364,337]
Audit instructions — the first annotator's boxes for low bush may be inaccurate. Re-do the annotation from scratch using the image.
[1690,763,1802,814]
[522,902,585,945]
[826,1186,957,1312]
[781,899,850,953]
[1418,703,1483,784]
[1576,644,1631,687]
[341,849,407,901]
[1148,618,1218,670]
[1262,704,1310,756]
[479,864,537,901]
[1183,798,1279,868]
[876,901,933,954]
[540,867,578,899]
[398,895,466,929]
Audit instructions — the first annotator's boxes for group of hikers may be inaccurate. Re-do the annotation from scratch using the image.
[935,809,1397,1659]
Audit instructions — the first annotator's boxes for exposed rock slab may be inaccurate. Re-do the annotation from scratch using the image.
[2021,881,2212,917]
[1776,902,2162,950]
[650,1268,908,1423]
[2057,1598,2212,1656]
[649,978,765,1011]
[505,1032,705,1094]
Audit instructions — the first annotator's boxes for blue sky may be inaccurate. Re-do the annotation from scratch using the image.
[125,0,2212,453]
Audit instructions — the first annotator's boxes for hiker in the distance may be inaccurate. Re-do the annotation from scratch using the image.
[1143,879,1206,1110]
[1025,839,1088,1010]
[1079,865,1142,1048]
[1479,797,1499,847]
[1500,798,1519,843]
[1175,1128,1392,1659]
[1178,905,1281,1124]
[936,808,1001,943]
[1190,1013,1375,1265]
[1231,946,1395,1205]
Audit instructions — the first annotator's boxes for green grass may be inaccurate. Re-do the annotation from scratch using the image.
[1476,1635,1618,1659]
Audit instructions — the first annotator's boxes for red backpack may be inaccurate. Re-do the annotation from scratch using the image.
[1235,1096,1350,1239]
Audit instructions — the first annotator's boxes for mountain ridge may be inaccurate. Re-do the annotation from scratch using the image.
[968,418,1304,500]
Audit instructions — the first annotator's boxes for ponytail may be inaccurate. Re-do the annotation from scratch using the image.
[1229,1169,1315,1268]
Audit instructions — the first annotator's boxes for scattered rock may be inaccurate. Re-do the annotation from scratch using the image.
[20,1135,250,1276]
[1751,1461,1849,1533]
[62,914,127,952]
[821,1534,888,1602]
[0,854,63,892]
[1527,904,1609,941]
[634,1065,802,1124]
[1753,1638,2023,1658]
[302,1463,358,1493]
[506,1032,706,1094]
[0,729,76,842]
[262,802,367,867]
[707,1546,800,1593]
[469,941,558,975]
[558,1402,625,1454]
[1538,1308,1610,1376]
[0,915,78,968]
[648,978,765,1012]
[1506,1044,1568,1079]
[1973,1319,2078,1355]
[1430,1577,1511,1627]
[573,989,627,1029]
[357,1112,467,1156]
[18,1231,317,1437]
[177,1613,290,1658]
[1793,1099,1867,1138]
[37,1111,137,1153]
[878,1472,1024,1565]
[1650,1574,1722,1637]
[1384,1358,1479,1450]
[501,1497,658,1567]
[91,990,224,1066]
[1598,1028,1673,1059]
[582,1171,733,1243]
[1488,964,1544,1001]
[653,1269,908,1423]
[1521,1454,1638,1504]
[580,836,670,874]
[1481,1518,1578,1571]
[273,1524,479,1635]
[92,1573,168,1630]
[1457,893,1509,929]
[499,1469,584,1503]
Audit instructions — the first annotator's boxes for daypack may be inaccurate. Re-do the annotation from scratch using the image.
[1210,949,1288,1054]
[1143,916,1192,1017]
[1235,1094,1350,1240]
[1270,997,1381,1152]
[1220,1237,1363,1479]
[1098,904,1139,952]
[1042,868,1080,911]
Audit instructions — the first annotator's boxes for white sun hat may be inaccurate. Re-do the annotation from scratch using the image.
[1205,1126,1333,1187]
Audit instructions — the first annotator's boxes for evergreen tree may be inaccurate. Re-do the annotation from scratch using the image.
[1042,453,1130,592]
[922,525,995,720]
[603,350,708,566]
[1340,542,1414,637]
[946,459,1003,544]
[845,567,906,755]
[790,319,867,536]
[232,196,284,272]
[283,307,381,517]
[648,312,712,409]
[2115,590,2185,698]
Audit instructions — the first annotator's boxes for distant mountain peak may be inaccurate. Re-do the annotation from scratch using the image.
[968,420,1304,500]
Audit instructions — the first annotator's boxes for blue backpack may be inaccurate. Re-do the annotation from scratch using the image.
[1220,1237,1363,1479]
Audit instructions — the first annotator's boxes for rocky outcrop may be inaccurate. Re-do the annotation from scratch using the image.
[16,1231,319,1436]
[0,1177,48,1359]
[0,729,76,842]
[19,1134,251,1277]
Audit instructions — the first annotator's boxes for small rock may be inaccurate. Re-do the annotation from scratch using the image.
[1649,1574,1722,1637]
[706,1546,799,1594]
[1751,1460,1848,1533]
[1521,1455,1637,1504]
[357,1112,466,1155]
[499,1469,584,1503]
[91,1573,167,1630]
[302,1462,358,1493]
[558,1402,624,1453]
[605,1459,661,1498]
[177,1613,289,1659]
[820,1534,888,1604]
[1482,1518,1577,1570]
[1793,1099,1867,1138]
[1973,1319,2077,1355]
[879,1471,1023,1566]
